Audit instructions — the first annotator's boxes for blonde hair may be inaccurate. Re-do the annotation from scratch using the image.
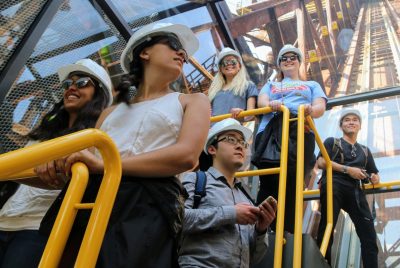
[208,59,250,101]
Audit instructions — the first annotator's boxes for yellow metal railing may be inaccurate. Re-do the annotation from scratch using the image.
[0,129,122,268]
[212,106,290,268]
[213,106,400,267]
[212,105,333,268]
[292,105,333,267]
[304,180,400,197]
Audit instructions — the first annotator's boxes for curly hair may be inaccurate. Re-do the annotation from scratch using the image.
[29,77,109,141]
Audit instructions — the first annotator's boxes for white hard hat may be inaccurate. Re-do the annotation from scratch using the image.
[276,44,303,66]
[217,47,242,65]
[57,59,113,106]
[204,118,253,154]
[339,108,362,125]
[120,22,199,73]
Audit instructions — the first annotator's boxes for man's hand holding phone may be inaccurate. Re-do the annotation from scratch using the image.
[256,196,277,234]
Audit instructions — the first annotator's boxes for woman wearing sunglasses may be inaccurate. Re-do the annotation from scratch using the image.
[0,59,112,268]
[254,44,327,233]
[42,22,209,267]
[208,47,258,121]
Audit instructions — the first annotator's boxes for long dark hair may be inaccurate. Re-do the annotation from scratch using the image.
[29,77,109,141]
[115,35,177,104]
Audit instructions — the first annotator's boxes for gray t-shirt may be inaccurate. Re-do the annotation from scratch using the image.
[211,82,258,116]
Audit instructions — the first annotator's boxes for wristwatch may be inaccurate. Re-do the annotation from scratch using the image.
[342,166,348,174]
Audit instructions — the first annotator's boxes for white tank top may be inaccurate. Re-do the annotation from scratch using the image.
[100,92,183,157]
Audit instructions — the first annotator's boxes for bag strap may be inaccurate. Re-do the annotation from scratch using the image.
[361,178,376,220]
[237,183,255,205]
[332,138,344,164]
[193,171,207,209]
[192,171,256,208]
[360,145,369,168]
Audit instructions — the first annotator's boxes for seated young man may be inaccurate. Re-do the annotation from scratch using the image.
[179,118,277,268]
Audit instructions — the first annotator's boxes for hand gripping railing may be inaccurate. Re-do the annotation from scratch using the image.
[292,105,333,268]
[211,106,290,268]
[0,129,122,268]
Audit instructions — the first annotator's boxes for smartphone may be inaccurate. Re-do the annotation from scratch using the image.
[263,196,277,212]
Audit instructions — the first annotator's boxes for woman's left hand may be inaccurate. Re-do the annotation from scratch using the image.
[230,108,244,119]
[304,104,313,116]
[64,149,103,175]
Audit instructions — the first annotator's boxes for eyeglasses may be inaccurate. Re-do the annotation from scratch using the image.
[61,77,94,90]
[279,55,299,63]
[220,58,239,67]
[351,144,357,158]
[158,36,188,62]
[217,135,249,149]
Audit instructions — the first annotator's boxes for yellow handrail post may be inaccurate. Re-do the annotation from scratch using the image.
[293,105,305,267]
[75,133,122,267]
[306,116,333,256]
[39,162,89,267]
[273,106,290,268]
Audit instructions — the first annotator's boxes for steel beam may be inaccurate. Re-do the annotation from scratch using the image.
[207,1,237,49]
[326,86,400,109]
[93,0,133,41]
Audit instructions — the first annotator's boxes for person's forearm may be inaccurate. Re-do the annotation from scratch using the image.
[318,157,347,173]
[17,177,62,189]
[311,102,325,118]
[183,206,236,234]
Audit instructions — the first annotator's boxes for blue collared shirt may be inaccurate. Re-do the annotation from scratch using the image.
[179,167,269,268]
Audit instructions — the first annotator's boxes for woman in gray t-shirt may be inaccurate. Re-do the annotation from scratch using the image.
[208,48,258,121]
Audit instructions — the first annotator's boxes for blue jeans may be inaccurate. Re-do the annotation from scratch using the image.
[0,230,47,268]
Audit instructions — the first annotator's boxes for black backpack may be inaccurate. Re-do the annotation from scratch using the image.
[192,171,255,208]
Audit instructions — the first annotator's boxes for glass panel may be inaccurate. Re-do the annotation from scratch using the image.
[109,0,187,27]
[0,0,126,153]
[219,0,400,96]
[0,0,47,72]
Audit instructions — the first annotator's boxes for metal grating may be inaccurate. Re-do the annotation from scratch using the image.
[0,0,127,153]
[0,1,47,73]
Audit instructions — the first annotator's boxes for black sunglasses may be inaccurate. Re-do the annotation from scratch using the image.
[279,55,299,63]
[155,35,188,62]
[220,58,239,67]
[61,77,94,90]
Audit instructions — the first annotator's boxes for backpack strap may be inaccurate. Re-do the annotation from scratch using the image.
[193,171,207,209]
[237,183,255,205]
[332,138,344,164]
[360,145,369,168]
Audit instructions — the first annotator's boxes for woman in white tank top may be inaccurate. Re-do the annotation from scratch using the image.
[41,22,210,267]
